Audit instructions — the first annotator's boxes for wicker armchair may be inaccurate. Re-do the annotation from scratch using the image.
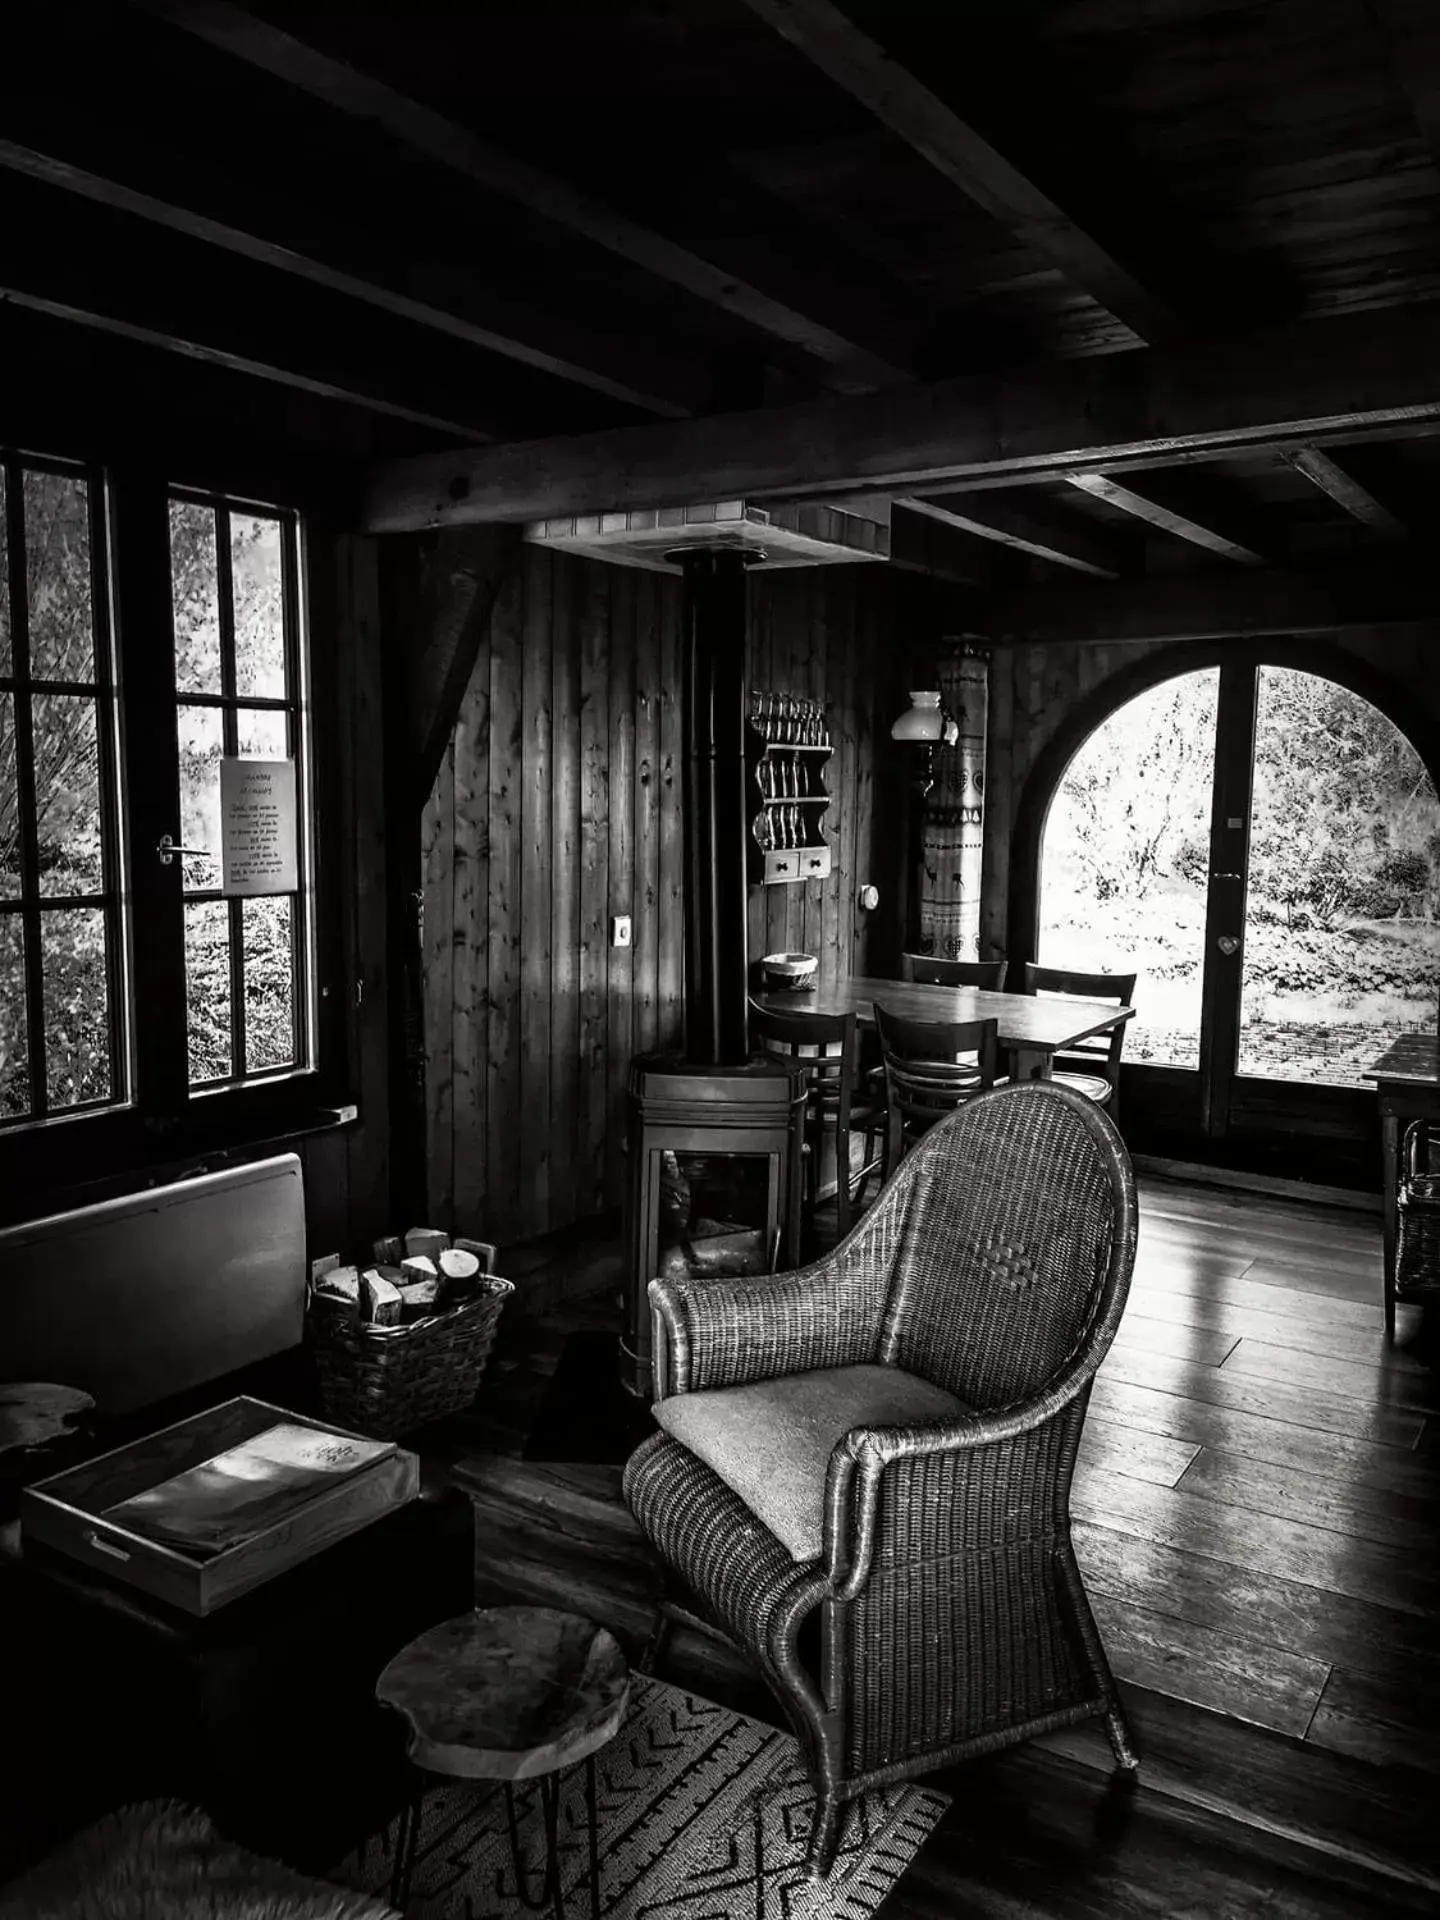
[623,1081,1139,1877]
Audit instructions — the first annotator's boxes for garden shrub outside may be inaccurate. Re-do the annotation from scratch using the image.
[1041,667,1440,1086]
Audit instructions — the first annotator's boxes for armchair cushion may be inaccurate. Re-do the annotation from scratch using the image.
[653,1363,967,1562]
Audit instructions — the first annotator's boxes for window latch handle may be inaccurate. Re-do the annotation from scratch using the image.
[156,833,212,866]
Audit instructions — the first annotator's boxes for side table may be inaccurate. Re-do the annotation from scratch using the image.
[377,1606,630,1914]
[0,1480,475,1872]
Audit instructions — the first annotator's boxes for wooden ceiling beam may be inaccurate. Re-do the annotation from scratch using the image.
[0,139,704,420]
[1279,447,1408,536]
[361,305,1440,531]
[1373,1,1440,172]
[138,0,911,392]
[739,0,1186,344]
[0,184,501,444]
[990,559,1439,647]
[0,286,488,446]
[898,496,1123,579]
[1064,472,1266,564]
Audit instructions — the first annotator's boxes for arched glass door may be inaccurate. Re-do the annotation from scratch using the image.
[1037,660,1440,1169]
[1238,668,1440,1087]
[1039,670,1218,1071]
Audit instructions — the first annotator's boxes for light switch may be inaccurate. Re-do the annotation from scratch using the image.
[610,914,633,948]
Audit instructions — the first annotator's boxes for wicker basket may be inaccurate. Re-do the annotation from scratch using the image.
[308,1276,513,1439]
[1396,1121,1440,1303]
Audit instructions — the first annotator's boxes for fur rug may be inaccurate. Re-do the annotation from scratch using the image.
[0,1801,393,1920]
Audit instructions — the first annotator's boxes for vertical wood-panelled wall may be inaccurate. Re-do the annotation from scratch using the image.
[423,548,905,1247]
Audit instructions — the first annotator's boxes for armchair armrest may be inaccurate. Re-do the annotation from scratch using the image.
[820,1332,1107,1597]
[650,1237,891,1398]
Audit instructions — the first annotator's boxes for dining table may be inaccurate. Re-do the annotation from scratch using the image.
[752,975,1135,1086]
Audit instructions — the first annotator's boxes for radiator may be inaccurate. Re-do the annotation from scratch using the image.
[0,1154,306,1415]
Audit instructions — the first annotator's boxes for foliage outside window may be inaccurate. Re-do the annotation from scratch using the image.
[0,452,315,1138]
[169,494,311,1089]
[0,458,125,1124]
[1039,665,1440,1087]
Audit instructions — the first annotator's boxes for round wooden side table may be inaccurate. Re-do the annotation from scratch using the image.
[376,1604,630,1914]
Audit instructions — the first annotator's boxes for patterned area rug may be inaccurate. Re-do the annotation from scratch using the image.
[334,1675,947,1918]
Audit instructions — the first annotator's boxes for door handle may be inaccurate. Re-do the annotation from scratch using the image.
[156,833,212,867]
[1216,935,1240,956]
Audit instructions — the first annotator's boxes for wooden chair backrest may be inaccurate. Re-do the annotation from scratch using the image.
[874,1002,999,1128]
[901,953,1007,990]
[749,1000,857,1107]
[1021,963,1137,1080]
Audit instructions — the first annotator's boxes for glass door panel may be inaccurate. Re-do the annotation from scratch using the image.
[1039,669,1219,1069]
[1238,667,1440,1088]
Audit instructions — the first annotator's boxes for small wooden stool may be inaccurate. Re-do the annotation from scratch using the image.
[376,1605,630,1914]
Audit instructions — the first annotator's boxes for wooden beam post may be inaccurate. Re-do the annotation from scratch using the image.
[898,495,1125,578]
[1279,448,1407,537]
[0,138,706,419]
[138,0,912,391]
[988,559,1440,647]
[1064,473,1267,565]
[740,0,1186,344]
[408,527,523,807]
[361,306,1440,531]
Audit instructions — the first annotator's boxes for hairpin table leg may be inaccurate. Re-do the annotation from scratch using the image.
[585,1754,600,1917]
[506,1775,565,1915]
[390,1782,425,1909]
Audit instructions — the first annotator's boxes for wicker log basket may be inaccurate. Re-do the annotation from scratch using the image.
[1397,1120,1440,1303]
[308,1266,513,1440]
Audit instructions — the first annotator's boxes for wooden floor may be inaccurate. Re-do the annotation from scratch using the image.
[429,1177,1440,1915]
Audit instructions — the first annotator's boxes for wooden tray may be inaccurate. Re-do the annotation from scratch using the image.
[20,1396,418,1616]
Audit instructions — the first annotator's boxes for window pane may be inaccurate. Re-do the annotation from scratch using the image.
[0,691,18,897]
[0,467,10,677]
[32,693,102,896]
[237,707,288,758]
[25,471,94,683]
[1238,667,1440,1087]
[177,703,223,891]
[231,514,285,698]
[1040,671,1219,1070]
[244,895,295,1073]
[186,899,233,1084]
[41,907,110,1108]
[0,913,28,1117]
[170,500,221,694]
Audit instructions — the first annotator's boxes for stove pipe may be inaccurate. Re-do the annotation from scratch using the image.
[677,547,750,1067]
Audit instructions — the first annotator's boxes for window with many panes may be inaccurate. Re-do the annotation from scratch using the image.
[0,457,126,1124]
[0,449,315,1138]
[169,493,312,1090]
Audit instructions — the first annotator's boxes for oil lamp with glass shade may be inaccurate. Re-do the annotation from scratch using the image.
[891,690,961,795]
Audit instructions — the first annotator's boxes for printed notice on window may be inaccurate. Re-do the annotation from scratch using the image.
[221,757,298,896]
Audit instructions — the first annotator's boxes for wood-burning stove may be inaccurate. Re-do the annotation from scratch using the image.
[621,1057,803,1396]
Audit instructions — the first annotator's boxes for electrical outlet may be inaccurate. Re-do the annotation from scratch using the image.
[610,914,633,949]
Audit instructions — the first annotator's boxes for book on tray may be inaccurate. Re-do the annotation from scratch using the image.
[103,1421,395,1558]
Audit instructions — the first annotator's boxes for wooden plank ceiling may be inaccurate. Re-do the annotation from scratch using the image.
[7,0,1440,632]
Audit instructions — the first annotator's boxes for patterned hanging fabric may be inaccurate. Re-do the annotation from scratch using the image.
[918,644,989,959]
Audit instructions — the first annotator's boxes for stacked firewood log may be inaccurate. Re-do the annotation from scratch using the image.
[310,1229,500,1328]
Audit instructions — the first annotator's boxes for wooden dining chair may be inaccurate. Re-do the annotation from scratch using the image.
[1021,964,1137,1118]
[902,953,1007,989]
[873,1001,1000,1176]
[748,1001,883,1237]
